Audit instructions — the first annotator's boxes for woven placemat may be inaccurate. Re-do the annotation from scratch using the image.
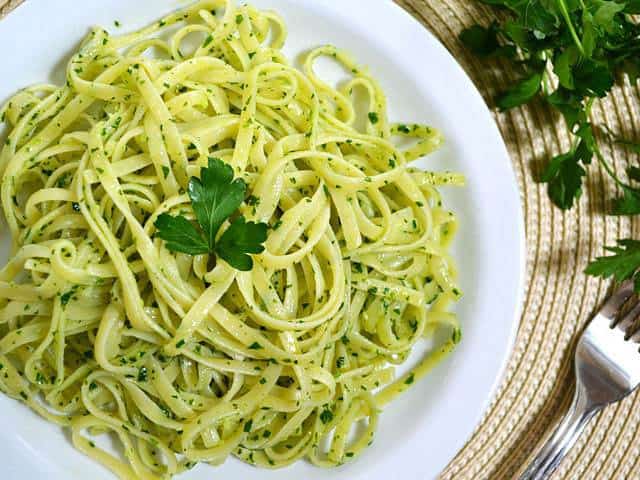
[2,1,639,478]
[0,0,18,18]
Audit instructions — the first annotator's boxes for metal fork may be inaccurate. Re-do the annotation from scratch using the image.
[519,280,640,480]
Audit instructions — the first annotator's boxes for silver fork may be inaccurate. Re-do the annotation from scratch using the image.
[519,280,640,480]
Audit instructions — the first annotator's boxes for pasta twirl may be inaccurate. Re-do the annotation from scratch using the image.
[0,1,464,478]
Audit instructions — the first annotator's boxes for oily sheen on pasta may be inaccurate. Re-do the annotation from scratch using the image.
[0,1,464,478]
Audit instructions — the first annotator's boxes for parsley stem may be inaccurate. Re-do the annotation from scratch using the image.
[584,97,594,117]
[557,0,585,56]
[584,98,625,189]
[594,145,625,189]
[542,71,551,97]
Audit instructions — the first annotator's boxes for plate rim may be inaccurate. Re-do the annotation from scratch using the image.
[385,0,526,421]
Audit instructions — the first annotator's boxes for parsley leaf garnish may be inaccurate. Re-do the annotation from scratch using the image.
[612,186,640,216]
[154,157,267,271]
[459,22,500,57]
[188,157,247,247]
[216,217,268,272]
[496,71,544,111]
[154,214,209,255]
[540,122,595,209]
[585,240,640,291]
[540,151,586,210]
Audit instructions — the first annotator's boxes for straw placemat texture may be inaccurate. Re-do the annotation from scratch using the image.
[1,1,639,479]
[0,0,18,18]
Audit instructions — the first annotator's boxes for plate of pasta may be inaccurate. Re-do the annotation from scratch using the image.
[0,1,524,479]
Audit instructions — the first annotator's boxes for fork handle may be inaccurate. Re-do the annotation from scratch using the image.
[518,386,597,480]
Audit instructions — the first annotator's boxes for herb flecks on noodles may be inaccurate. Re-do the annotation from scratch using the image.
[0,1,463,477]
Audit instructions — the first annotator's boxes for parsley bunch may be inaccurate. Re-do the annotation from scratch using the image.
[461,0,640,290]
[154,158,268,271]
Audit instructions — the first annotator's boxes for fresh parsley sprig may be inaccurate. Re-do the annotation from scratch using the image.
[461,0,640,291]
[460,0,640,212]
[154,157,267,271]
[585,240,640,291]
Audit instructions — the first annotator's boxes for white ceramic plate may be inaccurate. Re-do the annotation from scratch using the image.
[0,1,524,479]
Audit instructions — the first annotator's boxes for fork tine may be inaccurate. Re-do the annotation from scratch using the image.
[599,279,635,323]
[616,301,640,338]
